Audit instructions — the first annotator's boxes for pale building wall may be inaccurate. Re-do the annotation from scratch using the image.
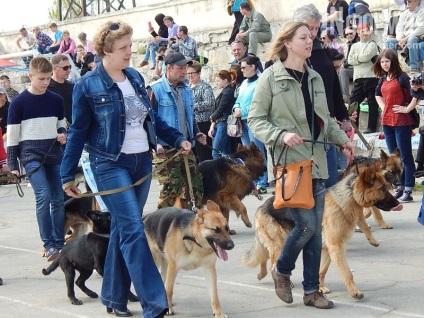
[0,0,405,88]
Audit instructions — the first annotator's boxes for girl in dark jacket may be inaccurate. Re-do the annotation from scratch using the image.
[208,69,237,158]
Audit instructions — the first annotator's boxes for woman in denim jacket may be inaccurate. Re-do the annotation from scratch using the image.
[60,21,191,318]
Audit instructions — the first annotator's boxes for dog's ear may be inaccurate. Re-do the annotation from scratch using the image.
[362,163,377,186]
[237,143,244,151]
[206,200,221,212]
[86,210,99,220]
[380,149,389,168]
[249,141,258,150]
[195,209,205,223]
[392,148,401,158]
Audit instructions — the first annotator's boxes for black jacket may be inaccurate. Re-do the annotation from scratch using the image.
[210,85,236,123]
[308,38,349,121]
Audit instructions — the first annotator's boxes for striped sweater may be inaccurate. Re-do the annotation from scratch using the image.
[6,89,66,171]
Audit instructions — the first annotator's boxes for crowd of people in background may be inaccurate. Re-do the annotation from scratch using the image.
[2,0,424,314]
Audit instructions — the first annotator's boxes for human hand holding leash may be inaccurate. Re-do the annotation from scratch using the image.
[196,133,207,145]
[64,182,81,198]
[180,141,192,155]
[283,133,304,147]
[57,133,67,145]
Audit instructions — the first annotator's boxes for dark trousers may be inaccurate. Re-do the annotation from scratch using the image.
[194,120,213,163]
[349,77,380,130]
[228,11,244,44]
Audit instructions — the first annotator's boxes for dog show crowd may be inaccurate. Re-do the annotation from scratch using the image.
[1,0,424,317]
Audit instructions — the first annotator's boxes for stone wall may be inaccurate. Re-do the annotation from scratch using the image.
[0,0,405,89]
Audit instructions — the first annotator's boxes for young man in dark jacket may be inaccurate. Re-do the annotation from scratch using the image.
[294,4,354,188]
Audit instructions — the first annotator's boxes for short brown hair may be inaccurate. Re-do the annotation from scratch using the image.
[188,61,202,73]
[49,22,58,28]
[51,54,69,65]
[93,21,133,58]
[29,57,53,74]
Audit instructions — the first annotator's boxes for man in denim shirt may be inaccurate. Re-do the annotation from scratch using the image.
[148,53,206,209]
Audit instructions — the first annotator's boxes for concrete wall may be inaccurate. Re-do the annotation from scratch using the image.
[0,0,405,89]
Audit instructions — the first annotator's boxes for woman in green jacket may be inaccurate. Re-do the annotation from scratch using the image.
[248,21,354,309]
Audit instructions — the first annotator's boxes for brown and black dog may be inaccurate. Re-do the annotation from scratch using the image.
[42,210,138,305]
[345,148,403,229]
[198,142,266,234]
[243,163,402,299]
[143,201,234,318]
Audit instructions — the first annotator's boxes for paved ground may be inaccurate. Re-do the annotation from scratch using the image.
[0,181,423,318]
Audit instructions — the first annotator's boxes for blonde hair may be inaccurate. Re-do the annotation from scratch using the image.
[29,56,53,74]
[93,21,133,58]
[267,21,309,62]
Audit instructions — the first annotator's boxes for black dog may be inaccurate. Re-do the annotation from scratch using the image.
[42,210,138,305]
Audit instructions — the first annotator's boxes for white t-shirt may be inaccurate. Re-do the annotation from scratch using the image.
[116,77,149,154]
[17,33,36,49]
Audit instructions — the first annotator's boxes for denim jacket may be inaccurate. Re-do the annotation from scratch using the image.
[148,75,197,146]
[60,62,185,186]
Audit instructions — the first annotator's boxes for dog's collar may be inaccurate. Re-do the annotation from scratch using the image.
[183,235,202,248]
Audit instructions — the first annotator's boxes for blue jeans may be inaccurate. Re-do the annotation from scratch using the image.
[324,144,339,188]
[91,152,168,317]
[37,45,49,54]
[241,121,268,188]
[276,179,325,294]
[212,122,233,158]
[143,41,159,66]
[386,37,420,69]
[25,161,64,250]
[383,125,415,189]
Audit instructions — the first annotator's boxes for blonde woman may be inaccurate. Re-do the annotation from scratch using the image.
[248,21,354,309]
[61,21,192,318]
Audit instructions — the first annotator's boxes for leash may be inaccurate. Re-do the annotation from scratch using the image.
[76,148,184,198]
[182,154,197,212]
[0,140,58,197]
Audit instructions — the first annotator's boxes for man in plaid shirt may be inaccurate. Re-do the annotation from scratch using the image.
[33,26,54,54]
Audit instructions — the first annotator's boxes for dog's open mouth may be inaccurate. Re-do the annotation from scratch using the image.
[207,238,229,261]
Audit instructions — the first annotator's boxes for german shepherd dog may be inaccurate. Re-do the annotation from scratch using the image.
[42,211,138,305]
[198,142,266,234]
[143,201,234,318]
[345,148,403,229]
[243,163,401,299]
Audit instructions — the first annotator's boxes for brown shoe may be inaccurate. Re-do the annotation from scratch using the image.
[271,270,293,303]
[303,290,334,309]
[139,61,148,67]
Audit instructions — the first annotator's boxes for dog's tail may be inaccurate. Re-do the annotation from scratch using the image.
[42,258,60,275]
[242,207,270,280]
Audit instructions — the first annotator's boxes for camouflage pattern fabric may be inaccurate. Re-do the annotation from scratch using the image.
[155,149,204,210]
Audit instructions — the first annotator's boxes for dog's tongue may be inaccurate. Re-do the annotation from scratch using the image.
[391,204,403,211]
[216,245,228,261]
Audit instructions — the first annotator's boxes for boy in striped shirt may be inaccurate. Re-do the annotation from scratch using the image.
[7,57,67,261]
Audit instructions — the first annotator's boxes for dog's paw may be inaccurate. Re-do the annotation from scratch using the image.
[71,298,83,305]
[229,229,237,235]
[167,307,175,315]
[369,239,379,247]
[351,290,364,300]
[380,224,394,229]
[214,313,229,318]
[257,272,267,280]
[85,291,98,298]
[319,286,331,294]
